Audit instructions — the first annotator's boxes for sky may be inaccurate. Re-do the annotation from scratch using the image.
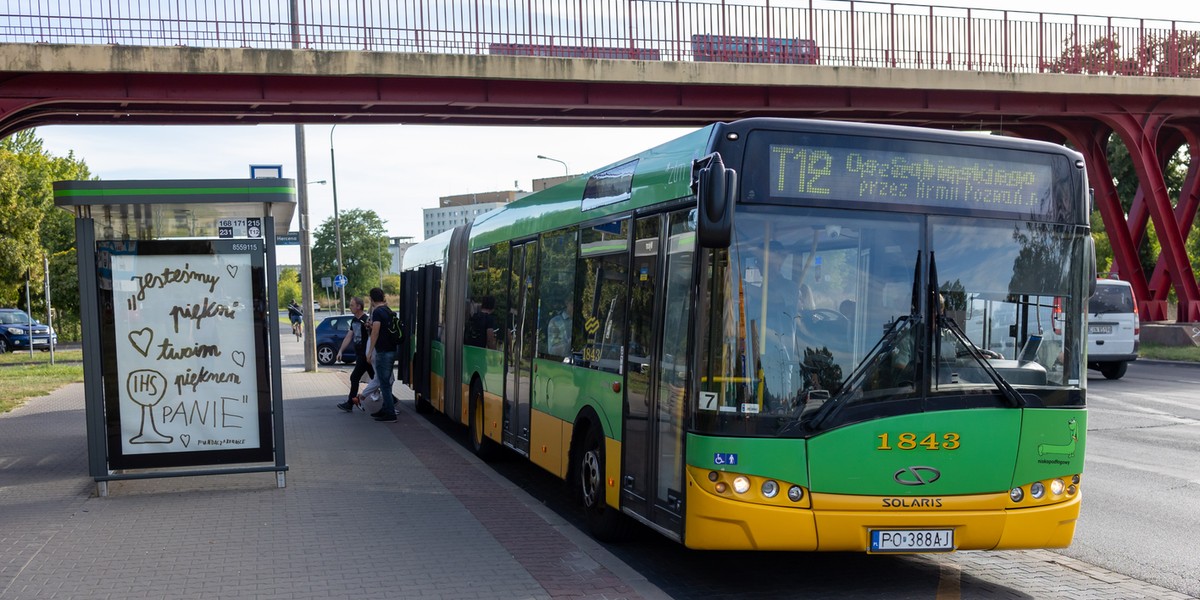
[32,0,1198,266]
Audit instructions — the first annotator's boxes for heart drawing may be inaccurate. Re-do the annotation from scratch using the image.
[128,328,154,357]
[180,434,191,448]
[232,351,246,367]
[226,264,239,279]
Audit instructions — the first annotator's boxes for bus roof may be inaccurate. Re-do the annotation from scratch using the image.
[467,124,717,249]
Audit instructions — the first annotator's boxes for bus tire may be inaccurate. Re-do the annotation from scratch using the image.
[577,423,630,542]
[414,389,432,415]
[469,380,498,460]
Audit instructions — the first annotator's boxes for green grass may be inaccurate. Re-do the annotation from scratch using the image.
[0,350,84,413]
[0,349,82,365]
[1138,343,1200,362]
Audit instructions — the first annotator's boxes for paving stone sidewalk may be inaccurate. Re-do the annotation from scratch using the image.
[0,368,666,600]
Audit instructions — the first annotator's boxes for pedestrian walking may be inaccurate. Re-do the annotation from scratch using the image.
[367,287,401,422]
[336,296,375,412]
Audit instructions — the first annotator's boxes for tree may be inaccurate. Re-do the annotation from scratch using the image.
[311,208,389,301]
[1091,135,1186,280]
[1045,35,1141,75]
[1140,31,1200,78]
[277,266,301,307]
[382,273,401,296]
[0,129,93,310]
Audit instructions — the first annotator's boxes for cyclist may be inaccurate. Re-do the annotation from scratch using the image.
[287,301,303,340]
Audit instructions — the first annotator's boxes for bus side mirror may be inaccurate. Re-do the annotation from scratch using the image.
[1086,235,1097,298]
[695,153,736,248]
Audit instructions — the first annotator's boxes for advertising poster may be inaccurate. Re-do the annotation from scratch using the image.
[98,240,272,469]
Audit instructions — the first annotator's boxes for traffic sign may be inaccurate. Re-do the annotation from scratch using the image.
[333,274,348,288]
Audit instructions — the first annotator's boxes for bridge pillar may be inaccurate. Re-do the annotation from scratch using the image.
[1105,114,1200,323]
[1053,122,1159,319]
[1145,125,1200,322]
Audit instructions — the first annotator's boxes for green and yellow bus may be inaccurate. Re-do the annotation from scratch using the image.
[399,118,1091,552]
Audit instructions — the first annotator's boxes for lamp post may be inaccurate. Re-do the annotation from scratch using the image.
[330,124,346,315]
[306,179,327,310]
[377,235,385,290]
[537,154,570,175]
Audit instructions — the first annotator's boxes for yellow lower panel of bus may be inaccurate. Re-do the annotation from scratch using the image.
[483,389,503,444]
[457,383,471,425]
[430,372,444,413]
[684,468,818,550]
[529,409,566,478]
[993,494,1081,549]
[684,471,1081,551]
[606,437,621,510]
[812,492,1080,551]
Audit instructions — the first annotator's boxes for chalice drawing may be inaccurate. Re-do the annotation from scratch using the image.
[126,369,173,444]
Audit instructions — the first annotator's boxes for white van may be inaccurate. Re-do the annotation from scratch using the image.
[1086,277,1139,380]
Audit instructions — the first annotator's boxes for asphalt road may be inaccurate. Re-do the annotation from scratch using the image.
[1056,360,1200,597]
[329,351,1200,598]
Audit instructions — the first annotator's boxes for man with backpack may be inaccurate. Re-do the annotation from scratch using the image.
[335,296,374,412]
[367,287,401,423]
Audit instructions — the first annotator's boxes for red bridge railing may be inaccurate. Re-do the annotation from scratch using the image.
[3,0,1199,77]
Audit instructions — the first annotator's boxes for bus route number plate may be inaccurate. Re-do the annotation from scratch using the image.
[869,529,954,553]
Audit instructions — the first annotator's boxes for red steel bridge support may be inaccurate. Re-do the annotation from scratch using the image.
[2,45,1200,321]
[1045,119,1200,323]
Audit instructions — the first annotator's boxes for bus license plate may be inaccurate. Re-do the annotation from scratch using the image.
[869,529,954,553]
[1089,324,1112,334]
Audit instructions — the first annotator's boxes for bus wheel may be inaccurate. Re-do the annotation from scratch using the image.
[414,391,432,415]
[577,424,629,542]
[469,382,498,460]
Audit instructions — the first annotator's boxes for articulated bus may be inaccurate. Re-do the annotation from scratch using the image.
[399,118,1092,552]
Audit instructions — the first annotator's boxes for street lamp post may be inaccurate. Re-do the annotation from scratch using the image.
[330,124,346,315]
[377,236,385,290]
[537,154,570,175]
[305,179,327,313]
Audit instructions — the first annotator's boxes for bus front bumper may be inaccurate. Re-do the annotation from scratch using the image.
[683,470,1081,552]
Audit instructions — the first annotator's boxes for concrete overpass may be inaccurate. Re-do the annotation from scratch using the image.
[2,42,1200,321]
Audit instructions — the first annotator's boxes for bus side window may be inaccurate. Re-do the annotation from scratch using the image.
[538,227,578,360]
[490,242,511,348]
[577,221,630,373]
[465,249,490,348]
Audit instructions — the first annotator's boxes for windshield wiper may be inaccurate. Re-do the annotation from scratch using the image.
[800,314,916,431]
[938,313,1026,408]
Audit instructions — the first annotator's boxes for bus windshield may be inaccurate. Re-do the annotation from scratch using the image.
[696,206,1087,437]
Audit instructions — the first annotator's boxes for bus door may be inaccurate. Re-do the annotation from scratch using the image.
[398,269,417,386]
[620,211,692,536]
[413,264,441,404]
[505,240,539,454]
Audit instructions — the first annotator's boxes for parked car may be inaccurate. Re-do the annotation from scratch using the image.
[1087,277,1139,380]
[315,314,357,365]
[0,308,57,353]
[313,301,321,312]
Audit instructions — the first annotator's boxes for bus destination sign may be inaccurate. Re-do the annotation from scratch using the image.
[767,138,1054,214]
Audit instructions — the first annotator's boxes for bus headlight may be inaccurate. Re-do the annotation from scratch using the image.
[1050,478,1065,495]
[732,476,751,494]
[787,486,804,502]
[761,480,779,498]
[1009,487,1024,502]
[1030,481,1046,500]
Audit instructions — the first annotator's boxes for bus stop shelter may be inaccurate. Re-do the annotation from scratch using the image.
[54,178,295,496]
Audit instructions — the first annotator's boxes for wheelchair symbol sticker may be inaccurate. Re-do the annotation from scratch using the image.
[713,453,738,466]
